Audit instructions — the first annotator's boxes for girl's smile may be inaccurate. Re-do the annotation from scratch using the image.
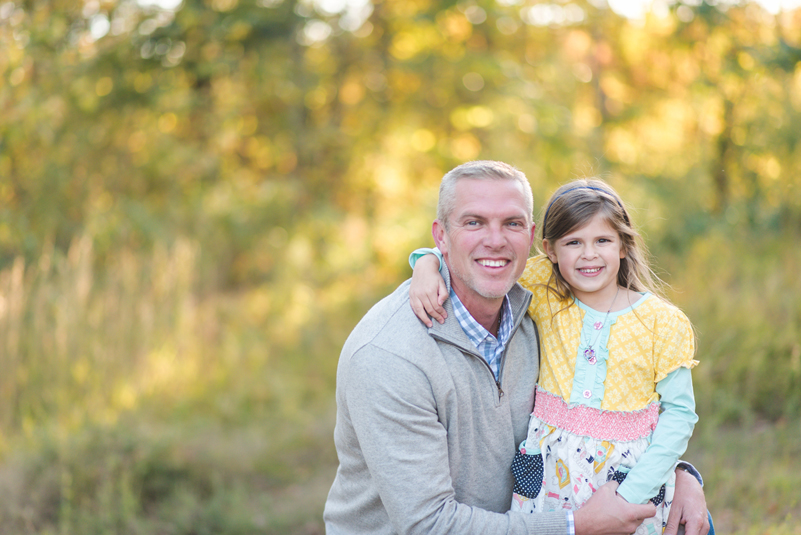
[543,212,627,311]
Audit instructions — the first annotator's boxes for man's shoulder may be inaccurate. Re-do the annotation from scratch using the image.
[342,279,431,360]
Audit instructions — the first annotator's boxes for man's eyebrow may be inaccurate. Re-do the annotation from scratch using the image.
[456,212,529,222]
[503,214,530,224]
[457,213,487,220]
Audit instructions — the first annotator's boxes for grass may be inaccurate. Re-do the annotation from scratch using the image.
[687,419,801,534]
[1,229,800,533]
[0,235,344,534]
[0,413,339,534]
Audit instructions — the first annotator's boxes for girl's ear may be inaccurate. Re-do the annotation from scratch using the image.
[543,239,558,264]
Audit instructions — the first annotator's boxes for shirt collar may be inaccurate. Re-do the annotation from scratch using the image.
[449,287,513,348]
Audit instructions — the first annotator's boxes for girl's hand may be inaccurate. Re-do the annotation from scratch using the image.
[410,254,448,327]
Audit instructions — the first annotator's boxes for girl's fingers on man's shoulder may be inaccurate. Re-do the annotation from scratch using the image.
[411,299,433,327]
[427,298,446,324]
[437,282,448,306]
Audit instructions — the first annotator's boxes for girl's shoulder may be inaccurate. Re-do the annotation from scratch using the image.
[630,294,693,329]
[520,254,551,286]
[519,255,573,313]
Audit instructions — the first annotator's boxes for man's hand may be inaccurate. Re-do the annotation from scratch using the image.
[574,481,656,535]
[664,467,710,535]
[410,254,448,327]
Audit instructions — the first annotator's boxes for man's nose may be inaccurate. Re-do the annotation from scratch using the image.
[484,224,506,248]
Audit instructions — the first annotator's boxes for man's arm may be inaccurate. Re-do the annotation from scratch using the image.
[346,346,565,535]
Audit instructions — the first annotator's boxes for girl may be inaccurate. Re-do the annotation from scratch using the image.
[408,179,698,534]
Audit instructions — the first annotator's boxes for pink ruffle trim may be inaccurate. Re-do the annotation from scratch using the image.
[532,387,659,441]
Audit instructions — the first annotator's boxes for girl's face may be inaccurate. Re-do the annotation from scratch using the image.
[543,212,626,309]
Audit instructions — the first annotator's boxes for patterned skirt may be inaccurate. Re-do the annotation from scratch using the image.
[510,387,675,535]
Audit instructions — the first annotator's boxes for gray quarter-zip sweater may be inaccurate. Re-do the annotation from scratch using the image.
[324,265,566,535]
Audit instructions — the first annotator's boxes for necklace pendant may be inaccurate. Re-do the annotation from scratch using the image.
[584,348,595,361]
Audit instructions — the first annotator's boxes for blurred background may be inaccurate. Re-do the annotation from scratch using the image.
[1,0,800,532]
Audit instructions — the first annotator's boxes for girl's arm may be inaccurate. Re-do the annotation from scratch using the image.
[616,366,698,504]
[408,248,448,327]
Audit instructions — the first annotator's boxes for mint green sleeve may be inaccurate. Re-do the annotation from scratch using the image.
[408,247,443,272]
[616,366,698,504]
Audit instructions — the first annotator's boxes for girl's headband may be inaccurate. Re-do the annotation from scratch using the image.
[542,186,629,237]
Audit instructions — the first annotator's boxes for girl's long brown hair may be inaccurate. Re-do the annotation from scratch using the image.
[538,179,665,306]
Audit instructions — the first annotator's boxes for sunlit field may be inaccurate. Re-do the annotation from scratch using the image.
[0,240,344,534]
[0,229,799,533]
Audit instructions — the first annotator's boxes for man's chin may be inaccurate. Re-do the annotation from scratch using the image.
[476,283,516,300]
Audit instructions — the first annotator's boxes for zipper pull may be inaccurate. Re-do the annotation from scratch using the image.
[496,381,504,398]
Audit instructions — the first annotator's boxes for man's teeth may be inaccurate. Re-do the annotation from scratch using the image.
[479,259,508,267]
[579,267,601,273]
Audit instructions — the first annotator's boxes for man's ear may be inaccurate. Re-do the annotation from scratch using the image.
[432,219,448,253]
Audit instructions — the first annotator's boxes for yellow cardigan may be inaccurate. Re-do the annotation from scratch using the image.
[518,255,698,412]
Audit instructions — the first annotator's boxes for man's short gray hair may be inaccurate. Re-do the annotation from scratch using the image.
[437,160,534,229]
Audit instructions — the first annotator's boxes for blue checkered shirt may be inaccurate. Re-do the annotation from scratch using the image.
[449,287,513,381]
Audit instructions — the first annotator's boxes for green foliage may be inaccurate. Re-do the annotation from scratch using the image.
[4,0,800,268]
[664,226,801,425]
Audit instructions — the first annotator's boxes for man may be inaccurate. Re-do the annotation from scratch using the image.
[324,161,709,534]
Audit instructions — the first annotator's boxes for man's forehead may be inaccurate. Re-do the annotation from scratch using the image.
[451,178,530,218]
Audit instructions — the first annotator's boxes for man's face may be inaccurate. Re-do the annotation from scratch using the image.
[433,178,535,313]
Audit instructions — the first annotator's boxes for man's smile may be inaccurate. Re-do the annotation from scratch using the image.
[477,259,510,268]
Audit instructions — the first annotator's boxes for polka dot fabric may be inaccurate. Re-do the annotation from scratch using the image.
[511,448,544,499]
[610,470,667,506]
